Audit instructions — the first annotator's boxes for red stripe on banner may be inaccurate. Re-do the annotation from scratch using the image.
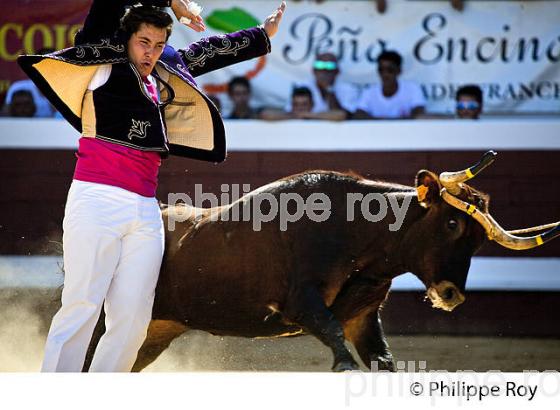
[0,0,90,102]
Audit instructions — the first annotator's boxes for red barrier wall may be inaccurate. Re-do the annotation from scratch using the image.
[1,149,559,257]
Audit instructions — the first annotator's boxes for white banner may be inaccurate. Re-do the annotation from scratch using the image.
[169,0,560,114]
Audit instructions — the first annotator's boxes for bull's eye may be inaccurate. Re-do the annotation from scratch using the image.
[447,219,458,230]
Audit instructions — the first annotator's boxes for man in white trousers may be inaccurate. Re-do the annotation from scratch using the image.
[23,0,286,372]
[42,181,166,372]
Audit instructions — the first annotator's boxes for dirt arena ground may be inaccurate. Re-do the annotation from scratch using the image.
[1,288,559,372]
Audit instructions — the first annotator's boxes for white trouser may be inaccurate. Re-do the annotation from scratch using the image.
[41,180,165,372]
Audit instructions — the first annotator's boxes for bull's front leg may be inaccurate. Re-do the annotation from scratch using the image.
[329,278,395,371]
[283,285,360,372]
[344,309,395,371]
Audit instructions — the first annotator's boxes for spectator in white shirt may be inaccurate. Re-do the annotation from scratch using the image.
[286,52,359,117]
[354,50,426,119]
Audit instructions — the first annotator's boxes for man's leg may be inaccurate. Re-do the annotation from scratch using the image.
[89,201,164,372]
[41,184,122,372]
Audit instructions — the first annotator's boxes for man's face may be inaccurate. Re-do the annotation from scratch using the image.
[229,84,251,108]
[292,95,313,114]
[456,95,481,119]
[313,53,339,88]
[377,59,400,87]
[10,92,36,117]
[127,23,167,78]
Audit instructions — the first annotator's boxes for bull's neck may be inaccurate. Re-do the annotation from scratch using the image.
[348,186,425,279]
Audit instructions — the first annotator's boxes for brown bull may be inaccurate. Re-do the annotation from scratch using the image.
[83,151,560,372]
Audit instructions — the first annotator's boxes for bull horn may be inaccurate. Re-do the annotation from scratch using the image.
[439,150,498,195]
[441,189,560,250]
[508,222,560,235]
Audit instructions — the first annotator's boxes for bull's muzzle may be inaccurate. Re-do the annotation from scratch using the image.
[427,281,466,312]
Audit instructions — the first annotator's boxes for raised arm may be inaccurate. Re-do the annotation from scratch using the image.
[176,1,285,77]
[75,0,172,45]
[178,27,271,78]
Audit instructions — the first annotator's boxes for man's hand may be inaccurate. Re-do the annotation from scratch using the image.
[262,1,286,38]
[171,0,206,32]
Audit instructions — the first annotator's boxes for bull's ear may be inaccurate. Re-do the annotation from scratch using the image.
[415,170,442,208]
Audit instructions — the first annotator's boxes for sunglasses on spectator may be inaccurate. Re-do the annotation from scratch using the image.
[313,60,338,71]
[456,101,480,110]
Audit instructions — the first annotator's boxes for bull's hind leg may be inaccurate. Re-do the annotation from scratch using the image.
[82,310,105,372]
[131,320,187,372]
[284,286,359,372]
[82,315,186,372]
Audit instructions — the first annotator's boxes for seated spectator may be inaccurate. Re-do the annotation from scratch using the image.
[3,79,53,117]
[354,50,426,119]
[292,86,314,117]
[286,52,359,118]
[455,84,483,119]
[227,76,259,119]
[260,86,346,121]
[8,90,37,117]
[2,48,55,117]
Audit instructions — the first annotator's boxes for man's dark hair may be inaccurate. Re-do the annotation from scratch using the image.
[456,85,483,105]
[120,5,173,41]
[377,50,402,68]
[292,86,313,100]
[228,76,251,94]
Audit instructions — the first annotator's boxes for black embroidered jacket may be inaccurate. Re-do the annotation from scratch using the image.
[17,0,271,162]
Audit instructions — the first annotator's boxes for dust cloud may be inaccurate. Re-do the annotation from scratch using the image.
[1,288,559,372]
[0,289,55,371]
[145,331,332,372]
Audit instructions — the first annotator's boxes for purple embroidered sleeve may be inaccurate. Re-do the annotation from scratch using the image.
[178,26,271,77]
